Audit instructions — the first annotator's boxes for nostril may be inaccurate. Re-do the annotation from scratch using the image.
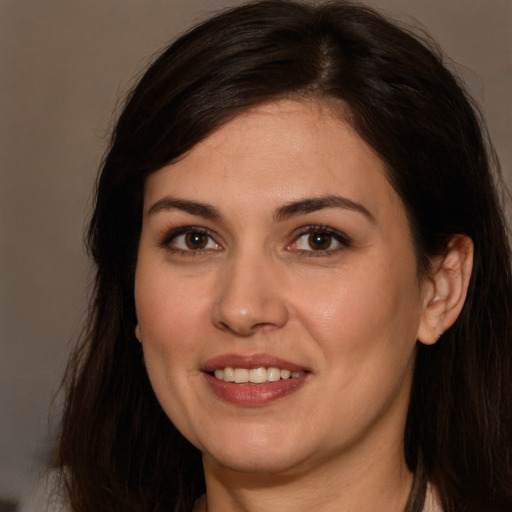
[216,319,282,337]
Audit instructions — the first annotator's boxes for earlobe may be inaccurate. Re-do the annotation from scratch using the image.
[417,235,474,345]
[135,325,141,342]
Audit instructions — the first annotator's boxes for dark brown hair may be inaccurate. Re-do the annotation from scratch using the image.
[57,1,512,511]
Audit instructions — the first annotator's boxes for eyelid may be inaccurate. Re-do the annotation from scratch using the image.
[160,225,222,253]
[158,224,351,256]
[288,225,352,253]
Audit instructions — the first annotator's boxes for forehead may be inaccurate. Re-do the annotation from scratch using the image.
[144,99,401,220]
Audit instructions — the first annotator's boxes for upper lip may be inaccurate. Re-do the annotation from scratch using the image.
[202,353,309,373]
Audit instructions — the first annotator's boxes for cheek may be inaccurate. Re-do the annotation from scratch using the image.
[134,263,210,437]
[134,262,210,365]
[293,255,422,362]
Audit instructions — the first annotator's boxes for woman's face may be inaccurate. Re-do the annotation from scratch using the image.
[135,100,431,476]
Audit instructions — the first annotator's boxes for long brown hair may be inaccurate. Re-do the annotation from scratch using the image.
[57,2,512,511]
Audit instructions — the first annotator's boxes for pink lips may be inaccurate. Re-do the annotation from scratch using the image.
[202,353,310,407]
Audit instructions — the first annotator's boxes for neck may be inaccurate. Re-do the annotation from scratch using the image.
[200,440,413,512]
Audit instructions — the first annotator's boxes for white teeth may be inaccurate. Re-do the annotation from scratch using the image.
[234,368,249,383]
[280,369,291,379]
[249,367,267,383]
[267,367,281,382]
[223,367,234,382]
[212,366,305,383]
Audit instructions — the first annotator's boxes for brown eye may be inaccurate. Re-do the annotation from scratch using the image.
[291,227,351,254]
[166,229,220,253]
[185,232,209,250]
[308,232,333,251]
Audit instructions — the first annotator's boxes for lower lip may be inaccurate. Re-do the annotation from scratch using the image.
[204,372,308,406]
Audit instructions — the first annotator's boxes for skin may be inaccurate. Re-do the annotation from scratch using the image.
[134,99,467,511]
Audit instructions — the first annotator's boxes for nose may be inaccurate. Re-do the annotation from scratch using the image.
[211,250,289,336]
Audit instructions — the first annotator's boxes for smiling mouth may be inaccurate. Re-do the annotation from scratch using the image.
[211,367,306,384]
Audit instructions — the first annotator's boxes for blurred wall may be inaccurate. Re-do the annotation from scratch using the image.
[1,0,510,507]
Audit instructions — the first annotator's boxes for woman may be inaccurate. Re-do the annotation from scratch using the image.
[56,1,512,511]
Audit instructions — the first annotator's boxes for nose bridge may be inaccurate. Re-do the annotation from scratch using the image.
[212,244,289,335]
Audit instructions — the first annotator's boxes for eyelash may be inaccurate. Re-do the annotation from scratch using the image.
[160,225,352,257]
[160,226,221,257]
[290,225,352,256]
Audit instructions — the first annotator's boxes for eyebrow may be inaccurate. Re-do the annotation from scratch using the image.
[274,196,374,223]
[147,195,374,223]
[147,198,221,220]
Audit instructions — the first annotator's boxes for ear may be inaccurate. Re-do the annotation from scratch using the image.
[417,235,473,345]
[135,324,141,342]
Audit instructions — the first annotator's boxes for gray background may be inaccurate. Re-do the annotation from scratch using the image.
[1,0,511,508]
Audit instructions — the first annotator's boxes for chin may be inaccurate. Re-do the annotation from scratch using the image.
[206,447,308,475]
[198,424,312,474]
